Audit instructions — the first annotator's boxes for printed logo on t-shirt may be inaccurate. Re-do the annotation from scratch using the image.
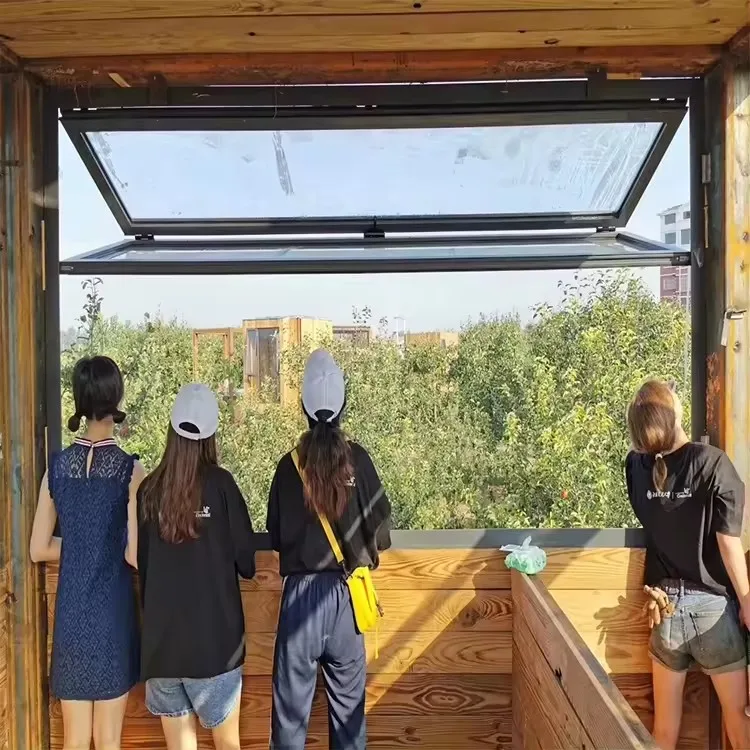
[195,506,211,518]
[646,489,693,501]
[346,476,356,487]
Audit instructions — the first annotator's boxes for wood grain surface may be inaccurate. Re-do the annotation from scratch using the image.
[512,570,657,749]
[0,0,743,23]
[43,548,710,747]
[1,15,738,58]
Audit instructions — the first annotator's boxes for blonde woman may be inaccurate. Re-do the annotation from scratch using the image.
[626,380,749,750]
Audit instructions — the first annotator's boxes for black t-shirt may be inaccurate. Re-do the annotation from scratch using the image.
[137,465,256,680]
[625,442,745,597]
[267,442,392,577]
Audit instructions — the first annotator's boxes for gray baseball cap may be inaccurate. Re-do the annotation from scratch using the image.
[302,349,345,423]
[171,383,219,440]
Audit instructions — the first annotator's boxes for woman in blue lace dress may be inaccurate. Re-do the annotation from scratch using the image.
[30,355,144,750]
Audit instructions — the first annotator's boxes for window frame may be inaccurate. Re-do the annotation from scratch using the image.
[60,81,687,238]
[59,230,690,276]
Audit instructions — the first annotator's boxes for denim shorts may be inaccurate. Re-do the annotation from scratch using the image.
[649,579,746,675]
[145,666,242,729]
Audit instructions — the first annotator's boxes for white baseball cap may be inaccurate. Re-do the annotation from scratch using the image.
[302,349,345,423]
[170,383,219,441]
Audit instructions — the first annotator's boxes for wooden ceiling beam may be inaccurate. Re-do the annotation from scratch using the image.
[0,0,743,23]
[0,10,741,58]
[26,46,720,87]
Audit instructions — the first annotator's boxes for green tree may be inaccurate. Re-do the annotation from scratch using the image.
[60,270,690,531]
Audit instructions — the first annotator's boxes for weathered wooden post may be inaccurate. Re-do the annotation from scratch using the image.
[701,28,750,750]
[0,63,56,750]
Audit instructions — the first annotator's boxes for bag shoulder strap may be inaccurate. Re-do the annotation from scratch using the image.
[290,449,345,566]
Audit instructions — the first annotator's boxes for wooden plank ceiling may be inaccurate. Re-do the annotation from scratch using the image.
[0,0,748,86]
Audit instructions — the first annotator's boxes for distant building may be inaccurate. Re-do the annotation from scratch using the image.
[333,325,372,346]
[405,331,460,348]
[658,202,691,310]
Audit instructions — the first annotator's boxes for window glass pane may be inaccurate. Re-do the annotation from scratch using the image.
[84,122,662,222]
[664,232,677,244]
[68,235,687,271]
[680,228,691,246]
[664,213,676,225]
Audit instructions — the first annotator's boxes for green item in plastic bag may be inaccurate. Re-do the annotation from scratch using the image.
[500,536,547,575]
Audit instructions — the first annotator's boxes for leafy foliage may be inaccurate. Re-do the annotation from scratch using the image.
[60,271,690,530]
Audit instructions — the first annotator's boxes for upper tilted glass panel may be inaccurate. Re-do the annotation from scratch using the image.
[62,87,684,236]
[83,122,659,222]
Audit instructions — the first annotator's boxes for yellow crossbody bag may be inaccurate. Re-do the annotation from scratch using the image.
[291,449,384,637]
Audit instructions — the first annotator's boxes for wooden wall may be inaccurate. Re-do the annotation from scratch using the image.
[1,565,9,750]
[544,548,710,750]
[44,547,711,749]
[46,549,513,749]
[512,569,657,750]
[0,70,51,750]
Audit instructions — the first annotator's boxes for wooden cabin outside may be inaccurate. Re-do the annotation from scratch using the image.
[1,2,748,749]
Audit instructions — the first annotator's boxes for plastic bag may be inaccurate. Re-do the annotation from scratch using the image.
[500,536,547,575]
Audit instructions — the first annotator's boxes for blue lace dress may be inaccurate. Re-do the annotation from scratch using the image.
[49,438,140,701]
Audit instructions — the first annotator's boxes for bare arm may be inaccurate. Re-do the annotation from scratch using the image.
[717,533,750,605]
[712,452,749,622]
[125,460,145,569]
[29,471,61,563]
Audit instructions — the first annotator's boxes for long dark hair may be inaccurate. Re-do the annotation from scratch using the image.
[627,380,677,492]
[68,355,126,432]
[298,413,353,521]
[140,425,218,544]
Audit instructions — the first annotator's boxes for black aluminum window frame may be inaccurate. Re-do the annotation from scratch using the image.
[60,80,688,238]
[59,230,690,276]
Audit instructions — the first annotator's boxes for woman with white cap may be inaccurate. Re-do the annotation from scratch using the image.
[137,384,257,750]
[267,349,392,750]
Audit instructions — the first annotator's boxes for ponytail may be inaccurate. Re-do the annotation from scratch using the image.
[298,418,353,520]
[653,453,668,492]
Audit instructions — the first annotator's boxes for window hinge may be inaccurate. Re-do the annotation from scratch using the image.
[364,219,385,240]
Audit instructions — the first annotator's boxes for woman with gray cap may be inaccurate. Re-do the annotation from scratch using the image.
[267,349,392,750]
[137,384,257,750]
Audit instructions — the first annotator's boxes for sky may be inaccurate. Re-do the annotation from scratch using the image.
[59,114,690,334]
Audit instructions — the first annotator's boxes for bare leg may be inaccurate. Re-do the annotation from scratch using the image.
[161,714,199,750]
[61,700,94,750]
[210,700,241,750]
[711,670,750,750]
[651,661,686,750]
[92,693,129,750]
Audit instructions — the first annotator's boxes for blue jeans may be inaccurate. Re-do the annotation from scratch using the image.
[649,579,746,674]
[146,666,242,729]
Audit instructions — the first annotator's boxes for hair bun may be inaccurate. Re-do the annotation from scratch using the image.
[67,413,82,432]
[112,409,126,425]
